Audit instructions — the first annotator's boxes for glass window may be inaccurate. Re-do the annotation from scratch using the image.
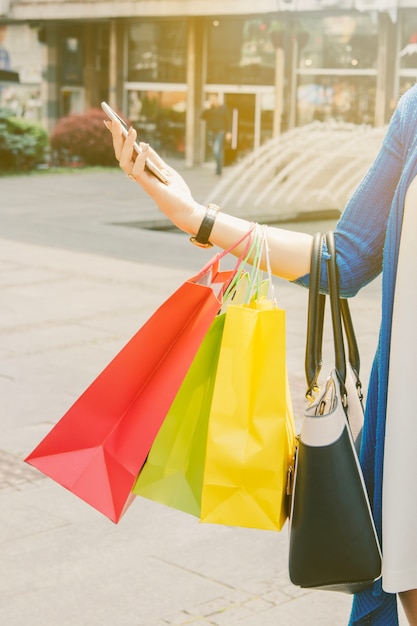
[127,89,186,157]
[298,14,378,70]
[296,75,376,126]
[61,36,83,86]
[0,24,43,120]
[399,11,417,70]
[207,17,279,85]
[127,21,187,83]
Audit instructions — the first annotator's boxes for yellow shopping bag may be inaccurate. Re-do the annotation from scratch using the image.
[200,296,295,532]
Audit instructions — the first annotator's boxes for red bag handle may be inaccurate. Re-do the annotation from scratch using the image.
[193,224,256,291]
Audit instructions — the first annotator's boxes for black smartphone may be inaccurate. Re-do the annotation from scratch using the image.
[101,101,169,185]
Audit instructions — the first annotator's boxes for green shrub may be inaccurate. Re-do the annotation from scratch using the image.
[0,116,48,172]
[50,108,124,167]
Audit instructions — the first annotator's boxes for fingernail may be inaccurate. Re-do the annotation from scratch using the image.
[140,142,149,152]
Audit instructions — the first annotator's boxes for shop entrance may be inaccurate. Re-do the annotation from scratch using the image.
[202,89,275,167]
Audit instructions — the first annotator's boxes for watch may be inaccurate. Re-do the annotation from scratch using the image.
[189,203,220,248]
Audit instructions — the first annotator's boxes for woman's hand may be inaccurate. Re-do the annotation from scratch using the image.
[104,120,205,235]
[104,119,312,280]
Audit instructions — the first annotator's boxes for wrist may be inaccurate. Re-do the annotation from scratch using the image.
[190,203,220,248]
[188,202,206,233]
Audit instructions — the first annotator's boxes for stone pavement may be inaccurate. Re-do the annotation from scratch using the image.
[0,163,406,625]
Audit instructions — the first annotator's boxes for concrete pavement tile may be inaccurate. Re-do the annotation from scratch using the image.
[0,449,44,491]
[169,589,258,624]
[160,610,199,624]
[0,237,191,285]
[155,520,291,593]
[162,618,214,626]
[182,622,216,626]
[262,588,292,604]
[241,596,275,612]
[1,321,119,356]
[234,590,352,625]
[0,257,20,271]
[0,497,69,545]
[206,605,255,625]
[221,589,256,604]
[184,595,246,618]
[0,265,66,289]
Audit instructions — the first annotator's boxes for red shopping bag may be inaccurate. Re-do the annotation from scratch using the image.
[25,230,253,523]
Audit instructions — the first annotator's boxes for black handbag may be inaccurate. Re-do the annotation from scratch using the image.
[288,231,382,594]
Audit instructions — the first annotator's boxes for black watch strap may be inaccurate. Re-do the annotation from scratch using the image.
[190,203,220,248]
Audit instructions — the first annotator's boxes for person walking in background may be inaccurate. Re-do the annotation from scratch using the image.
[201,93,232,176]
[0,25,11,70]
[105,82,417,625]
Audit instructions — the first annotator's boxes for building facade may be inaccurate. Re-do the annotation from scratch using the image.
[1,1,417,165]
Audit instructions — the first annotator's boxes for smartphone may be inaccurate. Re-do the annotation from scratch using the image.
[101,101,170,185]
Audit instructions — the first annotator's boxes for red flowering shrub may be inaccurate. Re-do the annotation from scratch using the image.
[50,108,128,166]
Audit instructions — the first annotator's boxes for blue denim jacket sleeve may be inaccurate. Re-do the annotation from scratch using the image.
[293,93,405,298]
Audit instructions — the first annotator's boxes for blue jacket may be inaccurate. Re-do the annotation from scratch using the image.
[296,83,417,624]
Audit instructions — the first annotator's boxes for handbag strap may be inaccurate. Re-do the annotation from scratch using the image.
[340,299,360,381]
[305,232,326,398]
[326,230,347,401]
[305,231,362,404]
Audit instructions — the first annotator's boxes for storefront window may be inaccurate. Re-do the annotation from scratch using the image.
[127,21,187,83]
[0,24,42,120]
[61,36,83,86]
[126,89,186,157]
[298,14,378,70]
[399,11,417,71]
[296,14,378,126]
[207,17,279,85]
[297,75,376,126]
[399,10,417,100]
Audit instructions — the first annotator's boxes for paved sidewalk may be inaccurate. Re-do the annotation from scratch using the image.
[0,165,406,625]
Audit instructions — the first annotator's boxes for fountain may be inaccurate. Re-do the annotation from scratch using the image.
[205,121,386,223]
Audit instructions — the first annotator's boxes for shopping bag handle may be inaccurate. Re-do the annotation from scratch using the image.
[192,224,256,293]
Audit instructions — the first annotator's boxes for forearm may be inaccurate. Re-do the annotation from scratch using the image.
[186,201,313,281]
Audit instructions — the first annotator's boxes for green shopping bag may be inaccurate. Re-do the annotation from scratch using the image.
[132,313,225,516]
